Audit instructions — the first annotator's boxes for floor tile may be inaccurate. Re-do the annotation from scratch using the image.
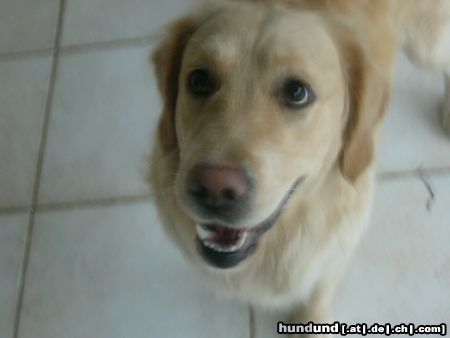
[18,202,249,338]
[253,176,450,337]
[39,46,159,204]
[378,53,450,172]
[0,213,28,338]
[62,0,195,46]
[0,56,52,208]
[0,0,59,54]
[333,175,450,324]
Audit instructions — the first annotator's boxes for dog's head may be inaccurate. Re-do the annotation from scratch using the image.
[152,1,392,269]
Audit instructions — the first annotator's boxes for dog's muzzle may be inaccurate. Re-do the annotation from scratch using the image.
[192,175,304,269]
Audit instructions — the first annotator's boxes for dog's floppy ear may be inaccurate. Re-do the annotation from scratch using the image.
[152,17,199,152]
[339,38,394,183]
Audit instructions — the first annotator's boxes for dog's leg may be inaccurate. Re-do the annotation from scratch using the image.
[289,276,341,338]
[398,0,450,134]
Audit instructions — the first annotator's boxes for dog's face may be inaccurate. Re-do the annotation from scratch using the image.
[152,2,389,269]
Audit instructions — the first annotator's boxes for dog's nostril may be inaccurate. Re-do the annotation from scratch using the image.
[189,184,209,199]
[222,188,237,201]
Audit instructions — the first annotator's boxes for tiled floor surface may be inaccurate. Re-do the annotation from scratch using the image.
[0,1,449,338]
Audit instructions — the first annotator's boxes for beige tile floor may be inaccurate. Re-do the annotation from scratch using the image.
[0,1,449,338]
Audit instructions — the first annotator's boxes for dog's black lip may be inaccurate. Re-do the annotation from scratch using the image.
[196,176,305,269]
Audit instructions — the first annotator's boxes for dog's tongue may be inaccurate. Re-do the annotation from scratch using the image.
[196,224,248,252]
[208,224,244,246]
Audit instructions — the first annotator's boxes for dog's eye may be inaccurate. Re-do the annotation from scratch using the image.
[187,69,216,97]
[280,79,314,108]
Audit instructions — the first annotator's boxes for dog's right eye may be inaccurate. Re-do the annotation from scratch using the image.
[187,69,217,97]
[279,79,315,109]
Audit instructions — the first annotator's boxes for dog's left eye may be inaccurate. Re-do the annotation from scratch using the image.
[187,69,217,97]
[279,79,315,108]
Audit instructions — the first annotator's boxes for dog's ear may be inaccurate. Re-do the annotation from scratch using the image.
[339,39,394,183]
[152,17,199,152]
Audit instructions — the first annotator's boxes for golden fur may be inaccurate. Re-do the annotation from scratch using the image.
[150,0,450,334]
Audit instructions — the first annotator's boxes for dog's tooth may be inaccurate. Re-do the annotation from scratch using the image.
[199,230,248,253]
[196,224,212,241]
[235,231,247,249]
[205,241,225,252]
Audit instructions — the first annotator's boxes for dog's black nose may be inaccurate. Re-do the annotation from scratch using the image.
[188,164,250,219]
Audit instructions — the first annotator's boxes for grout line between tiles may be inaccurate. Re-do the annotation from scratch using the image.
[377,166,450,181]
[37,193,152,212]
[0,194,152,217]
[0,34,161,62]
[0,48,53,62]
[0,206,30,216]
[60,34,159,55]
[12,1,66,337]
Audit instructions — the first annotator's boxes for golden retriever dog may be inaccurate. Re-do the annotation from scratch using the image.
[150,0,450,334]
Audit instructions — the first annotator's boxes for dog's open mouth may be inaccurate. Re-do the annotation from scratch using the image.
[196,224,248,253]
[196,223,261,269]
[195,177,305,269]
